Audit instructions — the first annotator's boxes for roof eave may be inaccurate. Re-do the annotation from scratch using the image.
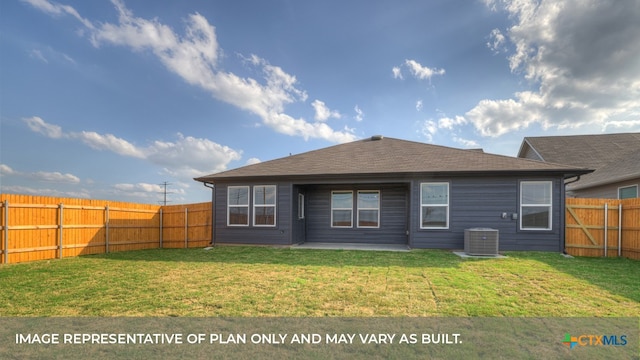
[194,168,593,184]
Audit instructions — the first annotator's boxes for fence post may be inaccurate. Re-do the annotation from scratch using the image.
[618,203,622,257]
[184,208,188,248]
[159,208,163,249]
[604,203,608,257]
[58,203,64,259]
[3,200,8,264]
[105,205,110,254]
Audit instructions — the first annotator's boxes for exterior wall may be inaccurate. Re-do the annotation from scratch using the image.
[211,174,565,251]
[568,178,640,199]
[213,182,293,245]
[409,176,564,252]
[518,144,543,161]
[304,184,409,244]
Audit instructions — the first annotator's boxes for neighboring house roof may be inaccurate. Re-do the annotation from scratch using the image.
[196,136,590,183]
[518,133,640,190]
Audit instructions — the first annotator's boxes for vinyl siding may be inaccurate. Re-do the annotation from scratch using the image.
[214,182,293,245]
[410,176,563,251]
[305,184,408,244]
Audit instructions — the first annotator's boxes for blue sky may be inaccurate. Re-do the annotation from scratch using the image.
[2,0,639,204]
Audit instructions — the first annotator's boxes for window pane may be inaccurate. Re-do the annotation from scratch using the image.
[254,207,275,226]
[358,191,379,208]
[619,186,638,199]
[421,184,448,205]
[255,186,276,205]
[228,207,248,225]
[522,182,551,205]
[332,210,352,227]
[228,187,249,205]
[522,206,550,229]
[421,207,447,228]
[298,194,305,219]
[358,210,379,227]
[332,192,352,208]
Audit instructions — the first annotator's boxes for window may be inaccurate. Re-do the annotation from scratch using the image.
[420,183,449,229]
[228,186,249,226]
[357,190,380,228]
[298,193,305,219]
[619,185,638,199]
[253,185,277,226]
[331,191,353,227]
[520,181,552,230]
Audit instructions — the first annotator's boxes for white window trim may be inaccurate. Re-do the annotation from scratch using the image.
[618,184,638,199]
[520,181,553,231]
[357,190,380,228]
[331,190,353,228]
[253,185,277,227]
[227,186,249,226]
[420,182,449,229]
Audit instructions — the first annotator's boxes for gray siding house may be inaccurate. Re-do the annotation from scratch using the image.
[518,133,640,199]
[195,136,591,251]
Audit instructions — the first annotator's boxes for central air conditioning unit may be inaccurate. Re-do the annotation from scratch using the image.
[464,228,499,256]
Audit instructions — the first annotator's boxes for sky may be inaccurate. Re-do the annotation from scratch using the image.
[1,0,639,204]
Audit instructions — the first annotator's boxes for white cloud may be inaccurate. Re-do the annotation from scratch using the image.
[393,59,445,83]
[245,158,261,165]
[404,59,445,80]
[70,131,145,158]
[0,164,15,175]
[416,100,423,112]
[392,66,403,79]
[23,117,242,178]
[146,133,242,177]
[419,120,438,142]
[23,116,63,138]
[25,0,354,143]
[354,105,364,122]
[33,171,80,183]
[114,182,162,193]
[311,100,341,121]
[438,116,468,130]
[1,164,81,184]
[21,0,94,29]
[487,28,506,54]
[467,0,640,137]
[29,49,48,63]
[454,137,480,148]
[1,185,90,198]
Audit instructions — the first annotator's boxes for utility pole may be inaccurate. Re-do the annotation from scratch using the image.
[158,181,174,206]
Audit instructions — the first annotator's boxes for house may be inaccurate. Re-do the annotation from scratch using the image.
[195,136,591,251]
[518,133,640,199]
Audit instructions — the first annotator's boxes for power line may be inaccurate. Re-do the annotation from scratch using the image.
[158,181,174,205]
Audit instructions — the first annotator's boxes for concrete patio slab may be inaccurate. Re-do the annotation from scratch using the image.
[453,251,507,259]
[291,242,410,252]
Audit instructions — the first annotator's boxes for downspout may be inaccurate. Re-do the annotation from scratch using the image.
[204,183,216,246]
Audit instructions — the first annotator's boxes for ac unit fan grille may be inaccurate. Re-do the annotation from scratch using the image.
[464,228,499,256]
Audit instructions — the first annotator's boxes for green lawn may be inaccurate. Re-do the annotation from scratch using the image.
[0,247,638,317]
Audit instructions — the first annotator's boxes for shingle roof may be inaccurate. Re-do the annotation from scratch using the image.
[195,136,591,183]
[518,133,640,190]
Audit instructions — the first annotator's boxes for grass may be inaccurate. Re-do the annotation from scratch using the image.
[0,247,638,317]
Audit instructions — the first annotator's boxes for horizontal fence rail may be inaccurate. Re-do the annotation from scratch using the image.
[0,194,211,264]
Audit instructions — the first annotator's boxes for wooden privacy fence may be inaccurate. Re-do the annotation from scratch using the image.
[565,198,640,260]
[0,194,211,264]
[2,194,639,264]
